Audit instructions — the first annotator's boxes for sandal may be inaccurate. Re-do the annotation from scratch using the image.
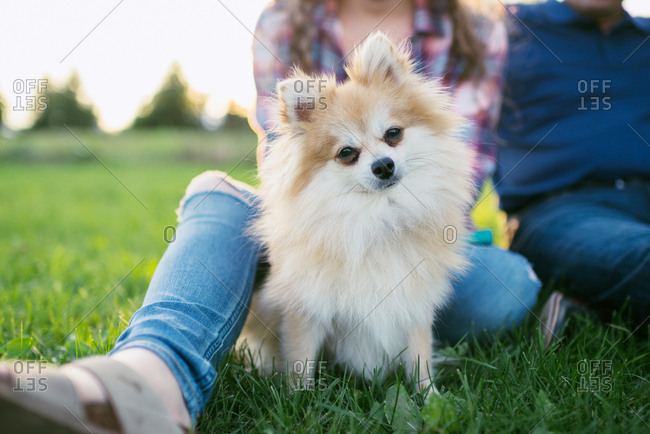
[0,356,186,434]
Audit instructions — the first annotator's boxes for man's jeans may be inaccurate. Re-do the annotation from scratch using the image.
[112,172,541,421]
[511,181,650,323]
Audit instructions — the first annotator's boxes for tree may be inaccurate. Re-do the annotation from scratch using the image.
[0,91,4,129]
[219,101,250,131]
[132,63,205,128]
[31,72,98,129]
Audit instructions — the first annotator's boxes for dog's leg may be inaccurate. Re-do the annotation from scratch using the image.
[404,324,437,397]
[281,310,326,391]
[237,290,282,375]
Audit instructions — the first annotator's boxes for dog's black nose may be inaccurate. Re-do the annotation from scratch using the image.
[371,157,395,180]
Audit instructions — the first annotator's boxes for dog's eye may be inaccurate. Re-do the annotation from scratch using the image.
[336,147,359,164]
[384,127,403,144]
[384,127,402,140]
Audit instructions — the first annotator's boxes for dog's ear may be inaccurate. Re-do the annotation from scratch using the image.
[277,74,333,130]
[346,32,411,85]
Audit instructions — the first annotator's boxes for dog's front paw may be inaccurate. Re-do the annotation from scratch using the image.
[421,379,440,403]
[417,375,439,400]
[284,359,320,392]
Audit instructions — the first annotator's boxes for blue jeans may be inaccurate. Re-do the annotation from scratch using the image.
[510,181,650,323]
[112,172,541,421]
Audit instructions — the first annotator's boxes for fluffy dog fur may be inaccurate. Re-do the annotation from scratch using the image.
[238,32,475,393]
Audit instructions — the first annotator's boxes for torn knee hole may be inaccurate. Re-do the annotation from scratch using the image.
[185,171,246,200]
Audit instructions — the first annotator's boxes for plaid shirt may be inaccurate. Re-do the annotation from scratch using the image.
[253,0,506,189]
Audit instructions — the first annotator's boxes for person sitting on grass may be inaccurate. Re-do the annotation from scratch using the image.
[0,1,543,432]
[497,0,650,347]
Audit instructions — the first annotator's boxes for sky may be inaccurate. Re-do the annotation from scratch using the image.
[1,0,649,131]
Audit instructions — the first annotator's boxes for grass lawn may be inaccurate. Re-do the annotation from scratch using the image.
[1,129,648,433]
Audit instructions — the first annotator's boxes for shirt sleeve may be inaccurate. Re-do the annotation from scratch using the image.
[252,2,293,153]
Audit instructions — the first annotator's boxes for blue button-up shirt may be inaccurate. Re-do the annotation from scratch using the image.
[496,0,650,213]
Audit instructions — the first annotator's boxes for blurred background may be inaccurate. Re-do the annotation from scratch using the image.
[1,0,648,132]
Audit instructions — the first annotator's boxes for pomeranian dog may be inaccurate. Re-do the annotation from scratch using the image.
[238,32,475,394]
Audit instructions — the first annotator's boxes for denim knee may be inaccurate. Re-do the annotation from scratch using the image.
[437,246,542,343]
[495,253,542,323]
[177,170,258,221]
[474,248,540,324]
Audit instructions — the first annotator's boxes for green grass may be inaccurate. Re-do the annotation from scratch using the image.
[206,315,649,433]
[1,129,648,433]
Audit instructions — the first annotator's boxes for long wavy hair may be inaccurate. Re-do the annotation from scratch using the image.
[288,0,490,82]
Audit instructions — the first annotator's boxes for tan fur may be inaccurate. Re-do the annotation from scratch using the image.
[238,33,475,394]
